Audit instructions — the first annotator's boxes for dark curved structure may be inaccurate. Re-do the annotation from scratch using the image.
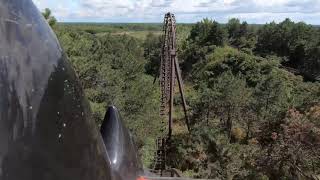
[0,0,118,179]
[100,106,143,180]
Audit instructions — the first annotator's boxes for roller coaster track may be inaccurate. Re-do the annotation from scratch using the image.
[159,13,190,137]
[153,12,190,177]
[153,13,319,180]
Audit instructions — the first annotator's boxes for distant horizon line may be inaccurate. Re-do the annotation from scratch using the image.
[58,22,193,24]
[57,21,320,26]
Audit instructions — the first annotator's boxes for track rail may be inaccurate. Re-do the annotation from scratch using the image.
[159,12,189,139]
[145,177,213,180]
[153,12,190,176]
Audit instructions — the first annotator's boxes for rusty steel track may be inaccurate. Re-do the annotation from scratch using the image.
[159,12,190,139]
[154,12,190,177]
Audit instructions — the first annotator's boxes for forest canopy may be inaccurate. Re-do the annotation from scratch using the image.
[54,17,320,179]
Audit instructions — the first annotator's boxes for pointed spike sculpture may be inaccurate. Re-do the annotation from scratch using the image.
[100,106,144,180]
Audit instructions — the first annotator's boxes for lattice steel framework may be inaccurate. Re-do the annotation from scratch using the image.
[153,12,190,176]
[160,12,189,139]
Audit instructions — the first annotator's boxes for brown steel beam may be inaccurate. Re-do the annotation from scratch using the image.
[168,14,175,140]
[174,57,190,131]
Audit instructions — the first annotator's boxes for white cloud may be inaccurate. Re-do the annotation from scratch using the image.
[32,0,320,24]
[32,0,47,9]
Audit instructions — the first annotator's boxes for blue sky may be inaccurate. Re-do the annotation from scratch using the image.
[32,0,320,24]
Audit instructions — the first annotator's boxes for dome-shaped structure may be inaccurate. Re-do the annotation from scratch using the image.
[0,0,112,179]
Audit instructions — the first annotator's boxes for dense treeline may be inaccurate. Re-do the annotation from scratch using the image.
[165,18,320,179]
[180,18,320,81]
[54,27,165,165]
[56,23,163,34]
[255,19,320,80]
[54,18,320,179]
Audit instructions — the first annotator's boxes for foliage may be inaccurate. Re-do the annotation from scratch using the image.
[55,27,163,164]
[255,108,320,179]
[53,18,320,179]
[226,18,257,51]
[255,18,320,79]
[143,33,162,77]
[179,19,227,76]
[172,18,320,179]
[42,8,57,27]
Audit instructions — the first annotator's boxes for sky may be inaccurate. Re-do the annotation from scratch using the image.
[32,0,320,24]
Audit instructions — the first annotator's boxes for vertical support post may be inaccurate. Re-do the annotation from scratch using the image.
[174,58,190,131]
[154,13,191,175]
[168,52,175,140]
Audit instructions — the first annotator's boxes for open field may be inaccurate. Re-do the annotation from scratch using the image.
[55,23,193,40]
